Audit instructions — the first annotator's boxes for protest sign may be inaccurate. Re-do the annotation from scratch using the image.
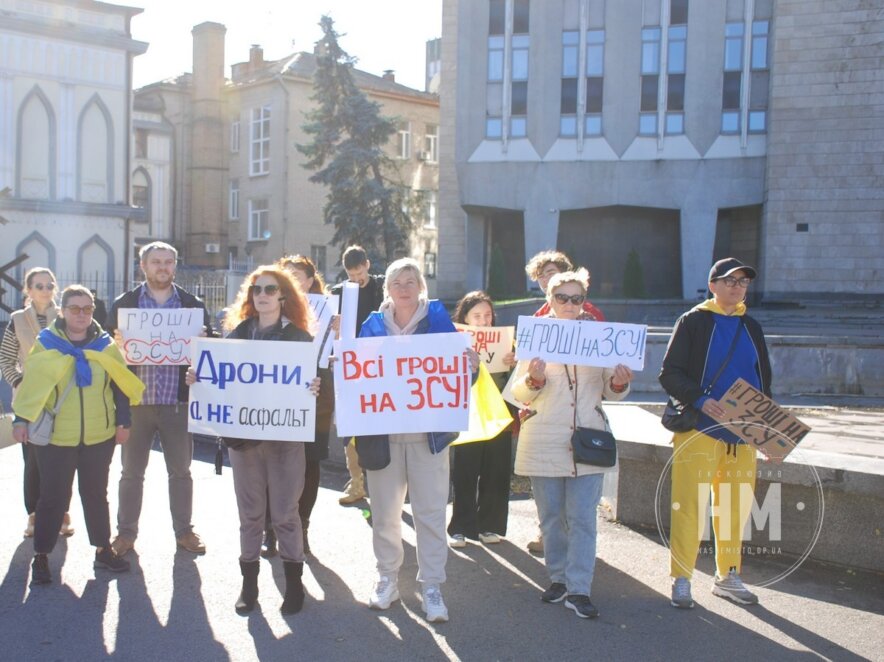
[711,378,811,462]
[117,308,204,365]
[333,332,471,437]
[514,316,647,371]
[339,282,359,340]
[187,338,317,442]
[454,323,514,374]
[307,293,339,369]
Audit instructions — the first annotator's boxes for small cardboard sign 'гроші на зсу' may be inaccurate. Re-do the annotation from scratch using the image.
[711,378,811,462]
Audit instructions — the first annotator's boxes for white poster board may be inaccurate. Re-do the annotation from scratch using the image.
[117,308,204,365]
[187,338,317,442]
[514,316,648,371]
[307,293,339,369]
[339,282,360,340]
[454,324,514,374]
[333,332,471,437]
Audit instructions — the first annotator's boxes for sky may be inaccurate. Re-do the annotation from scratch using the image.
[129,0,443,91]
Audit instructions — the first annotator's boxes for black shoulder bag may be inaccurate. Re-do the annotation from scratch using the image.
[661,318,744,432]
[566,366,617,468]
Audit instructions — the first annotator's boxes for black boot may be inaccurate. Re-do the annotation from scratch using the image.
[302,519,310,556]
[235,560,260,614]
[280,561,305,615]
[261,528,277,559]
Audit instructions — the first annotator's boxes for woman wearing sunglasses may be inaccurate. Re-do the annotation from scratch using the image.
[12,285,145,585]
[659,258,772,610]
[189,265,320,616]
[0,268,77,539]
[512,269,632,620]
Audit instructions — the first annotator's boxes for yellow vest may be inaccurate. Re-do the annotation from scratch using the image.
[13,324,144,446]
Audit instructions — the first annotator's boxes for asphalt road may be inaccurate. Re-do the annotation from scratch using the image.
[0,443,881,662]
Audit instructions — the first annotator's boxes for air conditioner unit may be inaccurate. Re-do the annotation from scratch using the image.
[417,150,431,161]
[205,243,221,254]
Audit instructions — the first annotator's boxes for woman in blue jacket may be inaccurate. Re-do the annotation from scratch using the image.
[356,258,477,624]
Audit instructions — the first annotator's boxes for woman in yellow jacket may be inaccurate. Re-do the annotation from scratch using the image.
[13,285,144,586]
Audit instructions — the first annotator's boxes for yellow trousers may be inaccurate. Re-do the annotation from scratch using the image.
[669,430,756,579]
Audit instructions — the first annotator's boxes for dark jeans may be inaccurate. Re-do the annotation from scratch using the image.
[448,430,513,539]
[34,439,116,554]
[22,443,40,514]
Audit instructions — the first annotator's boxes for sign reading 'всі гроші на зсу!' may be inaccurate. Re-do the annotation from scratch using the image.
[187,337,318,442]
[333,333,471,438]
[514,316,648,370]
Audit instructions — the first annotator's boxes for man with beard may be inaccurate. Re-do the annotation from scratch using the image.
[105,242,214,557]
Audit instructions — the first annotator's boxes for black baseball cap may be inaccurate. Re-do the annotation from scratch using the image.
[709,257,757,282]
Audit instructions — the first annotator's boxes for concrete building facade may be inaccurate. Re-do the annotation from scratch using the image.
[134,26,440,291]
[437,0,883,301]
[0,0,147,312]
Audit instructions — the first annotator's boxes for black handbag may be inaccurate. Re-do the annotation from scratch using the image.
[661,318,744,433]
[565,367,617,467]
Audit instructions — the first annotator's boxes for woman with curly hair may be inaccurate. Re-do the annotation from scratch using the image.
[189,264,320,615]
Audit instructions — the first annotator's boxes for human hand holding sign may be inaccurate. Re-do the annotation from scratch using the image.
[700,398,726,419]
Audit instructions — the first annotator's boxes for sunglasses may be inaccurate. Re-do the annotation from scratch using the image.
[717,276,752,288]
[64,305,95,315]
[553,293,586,306]
[31,283,56,291]
[250,284,280,296]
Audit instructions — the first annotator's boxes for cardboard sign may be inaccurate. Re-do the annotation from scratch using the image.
[514,316,647,370]
[454,323,514,374]
[711,378,811,461]
[307,293,339,369]
[117,308,204,365]
[187,338,317,442]
[333,332,471,437]
[339,282,360,340]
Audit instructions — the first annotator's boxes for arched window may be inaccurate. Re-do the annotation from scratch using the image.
[16,86,56,199]
[77,94,114,203]
[14,231,57,308]
[77,234,116,299]
[132,167,152,231]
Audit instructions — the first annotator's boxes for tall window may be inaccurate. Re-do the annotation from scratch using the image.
[561,29,605,138]
[721,23,743,133]
[311,245,327,275]
[640,27,661,135]
[250,106,270,176]
[424,252,437,279]
[229,179,239,220]
[585,30,604,136]
[134,129,148,159]
[418,190,438,228]
[749,20,770,133]
[666,2,688,136]
[424,124,439,162]
[397,122,411,159]
[248,198,269,240]
[132,184,148,208]
[486,0,530,140]
[230,119,240,153]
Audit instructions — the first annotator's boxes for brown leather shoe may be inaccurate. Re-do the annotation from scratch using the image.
[177,530,206,554]
[111,535,135,557]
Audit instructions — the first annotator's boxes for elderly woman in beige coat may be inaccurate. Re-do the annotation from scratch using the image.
[512,269,633,620]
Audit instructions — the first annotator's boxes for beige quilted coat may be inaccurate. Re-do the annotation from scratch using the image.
[512,359,629,478]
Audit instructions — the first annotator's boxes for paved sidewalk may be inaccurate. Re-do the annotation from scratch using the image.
[0,443,881,661]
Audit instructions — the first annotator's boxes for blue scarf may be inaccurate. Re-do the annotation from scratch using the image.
[37,327,111,387]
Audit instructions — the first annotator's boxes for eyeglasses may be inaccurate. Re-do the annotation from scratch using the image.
[250,284,280,296]
[717,276,752,288]
[64,305,95,315]
[553,293,586,306]
[31,283,56,291]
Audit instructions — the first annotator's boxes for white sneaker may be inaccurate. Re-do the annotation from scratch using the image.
[713,569,759,605]
[421,583,449,623]
[449,534,467,548]
[368,575,399,610]
[478,532,501,544]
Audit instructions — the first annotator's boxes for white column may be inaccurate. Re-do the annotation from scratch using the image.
[58,83,76,199]
[523,204,560,290]
[0,73,13,189]
[680,206,718,299]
